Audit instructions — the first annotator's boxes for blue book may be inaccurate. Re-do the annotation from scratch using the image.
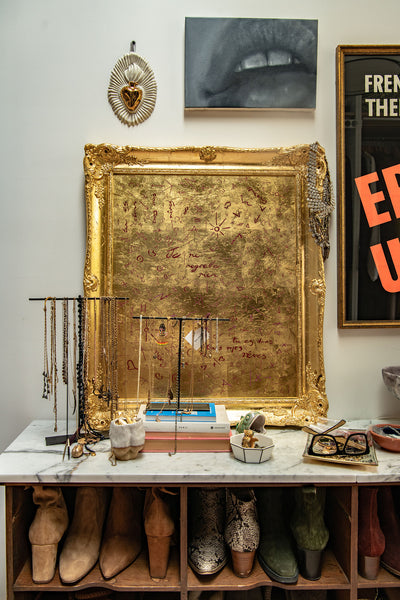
[145,402,216,422]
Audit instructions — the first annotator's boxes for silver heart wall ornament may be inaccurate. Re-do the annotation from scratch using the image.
[108,43,157,126]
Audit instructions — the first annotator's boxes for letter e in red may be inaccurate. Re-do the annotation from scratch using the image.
[355,172,391,227]
[383,163,400,218]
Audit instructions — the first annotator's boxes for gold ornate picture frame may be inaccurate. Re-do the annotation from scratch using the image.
[83,143,332,430]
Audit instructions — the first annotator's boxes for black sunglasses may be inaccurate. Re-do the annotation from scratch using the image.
[308,432,369,457]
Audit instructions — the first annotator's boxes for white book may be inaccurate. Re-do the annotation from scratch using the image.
[137,404,232,433]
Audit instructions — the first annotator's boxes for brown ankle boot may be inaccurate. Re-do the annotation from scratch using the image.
[143,488,175,579]
[28,485,69,583]
[59,486,109,584]
[378,486,400,577]
[99,487,144,578]
[358,487,385,579]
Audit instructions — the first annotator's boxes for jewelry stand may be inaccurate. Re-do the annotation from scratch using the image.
[133,315,229,455]
[29,296,128,457]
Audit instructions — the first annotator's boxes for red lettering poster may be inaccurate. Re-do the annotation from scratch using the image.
[337,46,400,327]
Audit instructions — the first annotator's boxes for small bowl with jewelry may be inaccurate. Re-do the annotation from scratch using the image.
[370,424,400,452]
[230,430,274,464]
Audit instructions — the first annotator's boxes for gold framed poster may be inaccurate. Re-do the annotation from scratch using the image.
[337,45,400,327]
[83,144,332,430]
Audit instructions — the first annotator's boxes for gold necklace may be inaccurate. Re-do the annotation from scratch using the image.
[189,325,194,412]
[72,299,77,416]
[111,296,118,419]
[42,298,51,399]
[136,315,143,411]
[165,318,174,402]
[50,298,58,431]
[62,298,69,386]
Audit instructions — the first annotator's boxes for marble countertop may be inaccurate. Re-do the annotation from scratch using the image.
[0,420,399,485]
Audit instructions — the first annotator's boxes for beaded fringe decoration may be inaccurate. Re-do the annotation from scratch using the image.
[307,142,334,260]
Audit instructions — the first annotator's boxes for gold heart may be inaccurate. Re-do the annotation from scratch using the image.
[120,82,143,112]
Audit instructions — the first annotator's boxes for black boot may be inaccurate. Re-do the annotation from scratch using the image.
[256,488,298,584]
[290,485,329,580]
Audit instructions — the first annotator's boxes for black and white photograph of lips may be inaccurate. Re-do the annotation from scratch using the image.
[184,17,318,109]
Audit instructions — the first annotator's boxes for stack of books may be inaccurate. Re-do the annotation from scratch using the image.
[137,403,232,453]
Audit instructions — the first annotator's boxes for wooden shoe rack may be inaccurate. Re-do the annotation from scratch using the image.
[1,420,400,600]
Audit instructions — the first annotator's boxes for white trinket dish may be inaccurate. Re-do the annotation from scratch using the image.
[230,433,274,463]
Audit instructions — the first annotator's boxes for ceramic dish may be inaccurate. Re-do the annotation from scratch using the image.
[230,433,274,463]
[370,424,400,452]
[302,431,378,466]
[235,411,266,434]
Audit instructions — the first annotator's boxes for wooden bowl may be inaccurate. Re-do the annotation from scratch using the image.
[370,424,400,452]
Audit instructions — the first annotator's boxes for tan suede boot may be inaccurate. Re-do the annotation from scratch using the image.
[99,487,144,579]
[28,485,69,583]
[143,488,175,579]
[59,486,109,584]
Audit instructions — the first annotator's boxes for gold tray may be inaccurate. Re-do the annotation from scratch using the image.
[303,431,378,466]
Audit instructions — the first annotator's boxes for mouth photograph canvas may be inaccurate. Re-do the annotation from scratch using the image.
[184,17,318,110]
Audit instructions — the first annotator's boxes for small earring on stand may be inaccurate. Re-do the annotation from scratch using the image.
[155,320,168,346]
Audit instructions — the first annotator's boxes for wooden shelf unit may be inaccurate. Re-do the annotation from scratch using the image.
[5,482,400,600]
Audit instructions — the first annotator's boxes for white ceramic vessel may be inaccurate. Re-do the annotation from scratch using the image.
[230,433,274,463]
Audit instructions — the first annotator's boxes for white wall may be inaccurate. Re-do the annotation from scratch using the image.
[1,0,400,593]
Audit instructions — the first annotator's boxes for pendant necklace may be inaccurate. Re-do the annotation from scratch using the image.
[188,326,195,413]
[42,298,51,399]
[136,315,143,413]
[50,298,58,431]
[165,318,174,402]
[148,320,156,406]
[111,296,118,419]
[72,298,77,415]
[62,298,69,386]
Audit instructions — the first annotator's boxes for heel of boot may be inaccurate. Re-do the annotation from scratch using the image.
[359,554,381,579]
[147,534,172,579]
[298,547,323,580]
[231,549,255,577]
[31,543,58,583]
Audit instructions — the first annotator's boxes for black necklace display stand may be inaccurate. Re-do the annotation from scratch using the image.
[29,296,128,456]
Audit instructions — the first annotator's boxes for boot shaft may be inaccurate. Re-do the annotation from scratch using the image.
[189,488,226,537]
[290,486,329,551]
[144,487,175,538]
[358,486,385,557]
[255,487,288,534]
[225,488,259,552]
[105,487,144,538]
[29,486,69,546]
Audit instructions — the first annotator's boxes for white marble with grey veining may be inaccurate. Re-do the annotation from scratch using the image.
[0,419,400,485]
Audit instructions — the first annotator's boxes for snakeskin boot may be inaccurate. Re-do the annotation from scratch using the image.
[224,488,260,577]
[188,487,228,575]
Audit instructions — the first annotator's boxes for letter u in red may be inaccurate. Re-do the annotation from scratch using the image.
[370,238,400,292]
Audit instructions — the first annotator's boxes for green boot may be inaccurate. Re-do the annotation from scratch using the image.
[256,487,298,584]
[290,485,329,580]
